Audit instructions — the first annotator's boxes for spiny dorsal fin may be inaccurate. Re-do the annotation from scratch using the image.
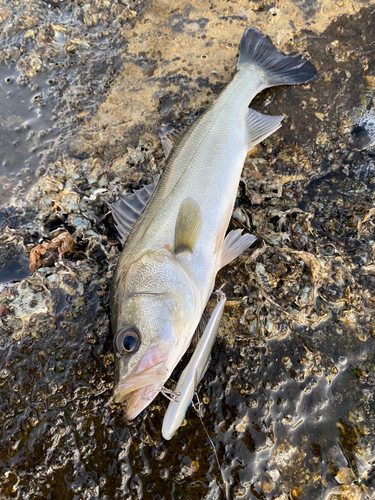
[219,229,256,269]
[246,108,283,151]
[174,198,202,253]
[157,124,179,159]
[110,178,158,243]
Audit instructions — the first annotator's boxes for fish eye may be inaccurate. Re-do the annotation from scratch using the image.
[116,327,140,354]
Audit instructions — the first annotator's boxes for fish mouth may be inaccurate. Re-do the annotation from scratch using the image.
[113,361,168,419]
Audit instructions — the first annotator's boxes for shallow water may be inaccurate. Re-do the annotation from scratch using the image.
[0,64,60,199]
[1,1,375,499]
[0,250,30,285]
[0,0,124,206]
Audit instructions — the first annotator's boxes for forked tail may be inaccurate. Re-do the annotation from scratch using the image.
[237,27,317,86]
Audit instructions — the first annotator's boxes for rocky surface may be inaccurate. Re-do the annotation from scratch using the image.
[1,0,375,499]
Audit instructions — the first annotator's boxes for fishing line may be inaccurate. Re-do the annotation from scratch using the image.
[192,392,229,500]
[160,386,181,402]
[143,386,181,402]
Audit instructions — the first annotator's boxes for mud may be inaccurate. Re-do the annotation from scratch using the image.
[1,1,375,499]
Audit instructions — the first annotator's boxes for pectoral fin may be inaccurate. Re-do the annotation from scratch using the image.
[219,229,256,269]
[174,198,202,253]
[246,108,283,151]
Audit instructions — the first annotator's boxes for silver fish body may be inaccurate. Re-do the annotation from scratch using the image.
[110,27,317,419]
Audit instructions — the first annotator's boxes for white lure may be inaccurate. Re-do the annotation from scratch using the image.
[162,290,227,440]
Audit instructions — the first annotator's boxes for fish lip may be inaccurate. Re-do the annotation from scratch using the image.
[113,360,168,404]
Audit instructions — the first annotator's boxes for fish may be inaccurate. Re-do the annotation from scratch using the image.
[162,289,227,440]
[110,27,317,420]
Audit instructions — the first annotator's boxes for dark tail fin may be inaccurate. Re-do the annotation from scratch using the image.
[237,27,317,86]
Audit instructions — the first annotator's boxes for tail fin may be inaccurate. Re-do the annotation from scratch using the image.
[237,28,317,86]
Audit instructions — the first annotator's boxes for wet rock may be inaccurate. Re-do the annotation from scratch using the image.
[335,466,356,485]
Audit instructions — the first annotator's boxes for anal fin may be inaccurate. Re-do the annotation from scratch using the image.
[175,198,202,253]
[246,108,283,151]
[220,229,256,269]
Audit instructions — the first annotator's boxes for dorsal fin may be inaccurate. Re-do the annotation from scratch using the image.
[174,198,202,253]
[157,124,179,158]
[110,178,158,243]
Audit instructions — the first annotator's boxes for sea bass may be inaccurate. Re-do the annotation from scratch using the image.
[110,27,317,419]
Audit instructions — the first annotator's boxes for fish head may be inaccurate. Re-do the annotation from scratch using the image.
[112,250,199,419]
